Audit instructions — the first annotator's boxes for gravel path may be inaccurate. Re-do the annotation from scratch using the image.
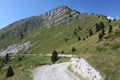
[32,62,75,80]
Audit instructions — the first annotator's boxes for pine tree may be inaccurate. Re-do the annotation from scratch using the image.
[61,50,64,54]
[72,47,76,52]
[51,50,58,63]
[101,29,105,36]
[98,33,102,40]
[108,19,111,23]
[95,22,105,32]
[108,25,113,33]
[95,24,99,32]
[6,65,14,78]
[88,29,93,36]
[83,38,85,41]
[20,33,24,39]
[5,53,9,63]
[100,22,105,29]
[78,36,81,41]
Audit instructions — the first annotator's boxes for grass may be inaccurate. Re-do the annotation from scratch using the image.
[68,66,87,80]
[0,55,70,80]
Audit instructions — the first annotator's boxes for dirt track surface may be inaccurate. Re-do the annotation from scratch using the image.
[32,62,75,80]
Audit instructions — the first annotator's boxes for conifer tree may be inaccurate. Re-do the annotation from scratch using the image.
[78,36,81,41]
[5,53,9,63]
[72,47,76,52]
[98,33,102,40]
[101,29,105,36]
[6,65,14,78]
[88,29,93,36]
[51,50,58,63]
[108,25,113,33]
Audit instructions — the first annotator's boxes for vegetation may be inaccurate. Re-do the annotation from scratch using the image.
[72,47,76,52]
[101,29,105,36]
[98,33,102,40]
[6,65,14,78]
[95,22,105,32]
[51,50,59,63]
[108,25,113,33]
[78,36,81,41]
[88,29,93,36]
[5,53,10,63]
[0,55,70,80]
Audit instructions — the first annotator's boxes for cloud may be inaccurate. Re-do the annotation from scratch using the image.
[107,16,114,20]
[107,16,120,20]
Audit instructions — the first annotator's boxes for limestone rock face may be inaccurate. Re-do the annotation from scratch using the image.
[70,58,103,80]
[0,42,30,56]
[44,6,81,27]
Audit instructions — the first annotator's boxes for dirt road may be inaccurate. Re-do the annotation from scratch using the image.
[32,62,75,80]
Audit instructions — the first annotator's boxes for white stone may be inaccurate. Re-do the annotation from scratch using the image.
[0,41,30,56]
[70,58,103,80]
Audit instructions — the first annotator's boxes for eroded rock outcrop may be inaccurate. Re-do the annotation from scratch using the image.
[70,58,103,80]
[0,42,30,56]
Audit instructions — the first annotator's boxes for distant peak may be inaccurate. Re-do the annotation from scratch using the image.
[58,6,69,8]
[56,6,71,10]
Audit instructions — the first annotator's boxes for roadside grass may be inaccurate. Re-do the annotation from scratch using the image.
[0,55,70,80]
[68,66,87,80]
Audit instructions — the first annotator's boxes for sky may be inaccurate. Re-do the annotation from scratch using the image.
[0,0,120,29]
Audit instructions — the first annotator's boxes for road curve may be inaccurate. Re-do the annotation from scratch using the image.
[32,62,75,80]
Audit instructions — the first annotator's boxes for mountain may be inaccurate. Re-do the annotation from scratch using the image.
[0,6,120,80]
[0,6,80,38]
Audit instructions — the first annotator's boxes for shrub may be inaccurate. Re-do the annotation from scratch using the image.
[64,38,69,42]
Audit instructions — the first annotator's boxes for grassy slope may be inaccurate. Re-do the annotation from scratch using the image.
[0,14,120,80]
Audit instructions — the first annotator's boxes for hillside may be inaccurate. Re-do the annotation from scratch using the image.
[0,6,120,80]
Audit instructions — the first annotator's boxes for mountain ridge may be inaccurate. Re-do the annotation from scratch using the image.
[0,6,82,39]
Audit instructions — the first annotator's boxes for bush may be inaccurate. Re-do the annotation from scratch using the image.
[64,38,69,42]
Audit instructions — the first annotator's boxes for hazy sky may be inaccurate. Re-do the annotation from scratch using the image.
[0,0,120,29]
